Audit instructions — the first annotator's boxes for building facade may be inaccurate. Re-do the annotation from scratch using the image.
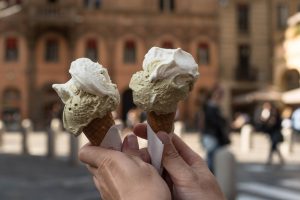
[0,0,219,129]
[219,0,300,118]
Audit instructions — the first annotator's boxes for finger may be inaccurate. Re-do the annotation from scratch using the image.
[157,131,194,180]
[121,134,142,158]
[122,134,139,151]
[139,147,151,163]
[171,133,205,167]
[133,123,147,139]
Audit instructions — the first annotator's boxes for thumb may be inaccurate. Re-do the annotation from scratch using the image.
[157,132,193,180]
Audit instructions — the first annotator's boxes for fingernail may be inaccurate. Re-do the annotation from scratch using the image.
[127,134,138,148]
[157,131,170,144]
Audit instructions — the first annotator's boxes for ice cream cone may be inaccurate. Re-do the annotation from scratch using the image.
[82,112,115,146]
[147,111,175,134]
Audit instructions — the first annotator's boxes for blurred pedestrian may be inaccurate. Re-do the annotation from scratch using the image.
[256,102,284,165]
[198,86,230,173]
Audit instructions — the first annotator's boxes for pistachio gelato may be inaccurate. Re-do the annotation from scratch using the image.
[129,47,199,114]
[52,58,120,136]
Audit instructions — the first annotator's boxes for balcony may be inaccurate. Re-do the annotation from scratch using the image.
[235,66,257,81]
[28,4,79,26]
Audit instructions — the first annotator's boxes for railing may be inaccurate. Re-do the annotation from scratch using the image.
[235,66,257,81]
[29,5,77,25]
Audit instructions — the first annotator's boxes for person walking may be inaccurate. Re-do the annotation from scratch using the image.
[257,102,284,165]
[198,87,230,173]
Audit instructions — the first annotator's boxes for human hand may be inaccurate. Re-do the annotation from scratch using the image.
[79,134,171,200]
[134,123,225,200]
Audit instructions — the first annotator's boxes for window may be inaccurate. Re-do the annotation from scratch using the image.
[161,41,174,49]
[236,44,252,80]
[197,43,210,65]
[237,4,249,33]
[2,88,21,108]
[238,44,250,68]
[84,0,101,8]
[159,0,175,12]
[123,40,136,64]
[95,0,101,8]
[85,39,98,61]
[5,37,18,61]
[277,4,288,29]
[45,39,59,62]
[48,0,58,3]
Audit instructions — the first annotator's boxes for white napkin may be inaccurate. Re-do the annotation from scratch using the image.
[100,125,122,151]
[147,123,164,174]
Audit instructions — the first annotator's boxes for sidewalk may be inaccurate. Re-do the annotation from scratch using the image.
[0,131,300,200]
[0,154,99,200]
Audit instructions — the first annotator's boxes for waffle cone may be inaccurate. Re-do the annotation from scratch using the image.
[147,111,175,134]
[82,112,115,146]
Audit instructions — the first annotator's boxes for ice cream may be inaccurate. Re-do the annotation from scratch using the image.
[129,47,199,133]
[52,58,120,145]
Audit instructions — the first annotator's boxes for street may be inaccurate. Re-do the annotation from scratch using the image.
[0,130,300,200]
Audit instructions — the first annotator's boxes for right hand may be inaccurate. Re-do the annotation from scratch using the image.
[134,123,225,200]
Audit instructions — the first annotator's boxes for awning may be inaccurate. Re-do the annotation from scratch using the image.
[282,88,300,104]
[233,88,282,104]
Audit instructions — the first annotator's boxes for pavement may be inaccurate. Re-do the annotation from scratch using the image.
[0,130,300,200]
[0,154,98,200]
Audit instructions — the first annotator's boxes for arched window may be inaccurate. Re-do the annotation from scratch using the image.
[5,37,18,61]
[161,41,174,49]
[123,40,136,64]
[2,88,21,130]
[2,88,21,108]
[45,38,59,62]
[197,43,210,65]
[85,38,98,61]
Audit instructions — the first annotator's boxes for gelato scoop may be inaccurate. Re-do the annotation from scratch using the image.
[53,58,120,145]
[129,47,199,133]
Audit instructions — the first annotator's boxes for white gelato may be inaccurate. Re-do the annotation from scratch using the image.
[129,47,199,114]
[143,47,199,81]
[52,58,120,136]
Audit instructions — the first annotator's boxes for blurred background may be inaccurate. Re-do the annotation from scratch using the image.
[0,0,300,199]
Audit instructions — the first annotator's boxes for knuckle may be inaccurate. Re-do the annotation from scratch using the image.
[98,156,114,170]
[164,144,180,160]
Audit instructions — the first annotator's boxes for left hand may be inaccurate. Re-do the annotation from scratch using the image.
[79,134,171,200]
